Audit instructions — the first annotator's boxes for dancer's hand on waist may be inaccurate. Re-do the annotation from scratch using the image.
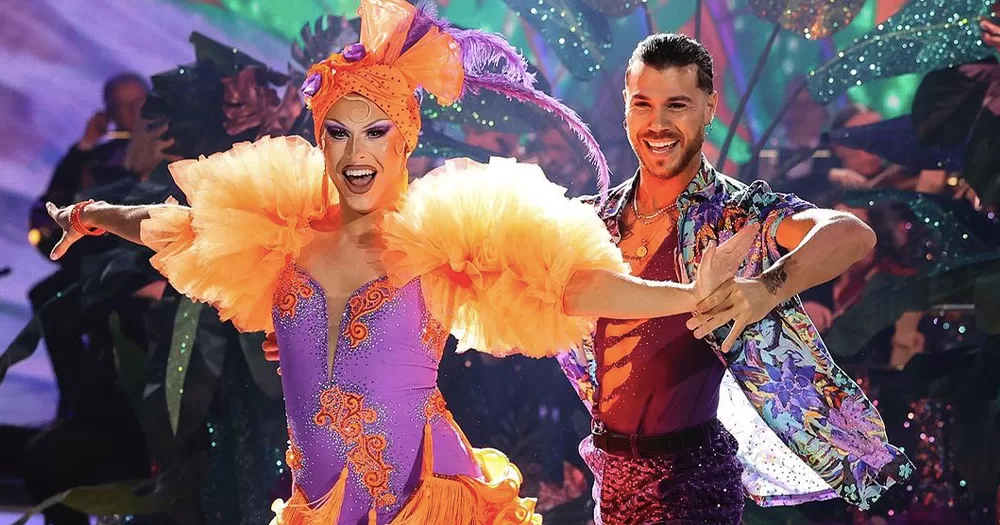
[262,331,280,363]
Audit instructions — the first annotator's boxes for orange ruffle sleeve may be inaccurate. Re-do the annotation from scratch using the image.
[381,158,628,358]
[140,136,334,333]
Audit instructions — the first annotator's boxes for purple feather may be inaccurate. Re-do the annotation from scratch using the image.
[395,1,606,202]
[401,1,534,89]
[401,1,448,54]
[449,29,535,89]
[465,73,611,204]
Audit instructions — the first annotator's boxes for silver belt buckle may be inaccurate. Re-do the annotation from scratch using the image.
[591,418,606,435]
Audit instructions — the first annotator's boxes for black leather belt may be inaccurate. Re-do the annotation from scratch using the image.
[591,418,720,458]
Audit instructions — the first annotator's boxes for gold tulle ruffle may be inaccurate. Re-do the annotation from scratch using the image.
[381,157,628,358]
[140,136,333,333]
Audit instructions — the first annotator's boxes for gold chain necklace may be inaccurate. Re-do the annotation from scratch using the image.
[627,192,677,260]
[632,189,678,223]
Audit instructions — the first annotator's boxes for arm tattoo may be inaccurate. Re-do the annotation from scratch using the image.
[761,259,788,295]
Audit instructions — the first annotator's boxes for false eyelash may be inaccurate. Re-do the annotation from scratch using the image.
[324,123,348,134]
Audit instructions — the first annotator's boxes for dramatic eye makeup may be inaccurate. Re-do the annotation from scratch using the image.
[364,122,391,139]
[323,120,393,140]
[324,122,349,140]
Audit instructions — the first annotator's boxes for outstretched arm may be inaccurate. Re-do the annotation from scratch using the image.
[690,208,876,351]
[563,223,760,320]
[45,200,187,260]
[563,269,695,318]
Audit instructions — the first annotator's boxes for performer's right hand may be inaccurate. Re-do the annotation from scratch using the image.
[692,223,760,304]
[262,332,280,362]
[44,202,83,261]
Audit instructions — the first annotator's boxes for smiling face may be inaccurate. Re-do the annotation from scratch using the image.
[321,94,409,216]
[624,63,717,181]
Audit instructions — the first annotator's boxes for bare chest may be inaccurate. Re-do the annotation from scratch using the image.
[617,209,679,275]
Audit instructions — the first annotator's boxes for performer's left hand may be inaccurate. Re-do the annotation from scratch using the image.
[262,332,280,362]
[688,277,781,353]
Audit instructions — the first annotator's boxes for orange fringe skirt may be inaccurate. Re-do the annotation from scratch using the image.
[270,423,542,525]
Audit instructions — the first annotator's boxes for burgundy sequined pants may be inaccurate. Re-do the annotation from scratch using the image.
[580,421,744,525]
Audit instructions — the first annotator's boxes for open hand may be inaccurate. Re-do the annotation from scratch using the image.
[689,224,768,353]
[44,202,83,261]
[692,223,760,301]
[689,277,780,352]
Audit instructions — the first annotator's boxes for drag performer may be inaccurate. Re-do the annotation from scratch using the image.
[556,33,915,524]
[42,2,756,524]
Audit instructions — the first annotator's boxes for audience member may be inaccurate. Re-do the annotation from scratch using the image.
[743,78,836,202]
[41,73,149,208]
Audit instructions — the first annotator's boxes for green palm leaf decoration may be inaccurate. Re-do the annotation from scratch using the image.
[807,0,995,103]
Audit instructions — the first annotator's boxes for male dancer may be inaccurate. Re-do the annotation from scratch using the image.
[557,33,913,524]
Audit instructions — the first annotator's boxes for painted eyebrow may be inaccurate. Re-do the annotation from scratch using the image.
[324,119,393,130]
[363,120,392,131]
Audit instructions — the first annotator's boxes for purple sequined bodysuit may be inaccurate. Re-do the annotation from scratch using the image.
[272,264,482,525]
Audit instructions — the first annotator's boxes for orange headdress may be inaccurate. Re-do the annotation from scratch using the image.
[302,0,612,202]
[302,0,464,151]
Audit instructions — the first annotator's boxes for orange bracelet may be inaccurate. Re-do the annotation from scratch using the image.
[69,200,107,236]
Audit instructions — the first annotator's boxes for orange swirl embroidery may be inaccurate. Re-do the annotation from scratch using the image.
[276,265,315,319]
[420,316,449,360]
[344,280,394,348]
[349,434,395,507]
[424,389,448,421]
[313,386,397,507]
[285,426,304,473]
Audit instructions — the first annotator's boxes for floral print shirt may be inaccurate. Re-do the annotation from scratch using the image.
[557,157,914,509]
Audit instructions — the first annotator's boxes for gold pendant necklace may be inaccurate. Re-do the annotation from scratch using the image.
[624,222,674,262]
[628,192,676,260]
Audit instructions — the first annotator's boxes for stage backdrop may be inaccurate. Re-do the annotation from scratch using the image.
[0,0,912,426]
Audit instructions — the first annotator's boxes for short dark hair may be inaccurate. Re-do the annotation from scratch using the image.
[102,73,149,110]
[626,33,714,94]
[830,103,876,130]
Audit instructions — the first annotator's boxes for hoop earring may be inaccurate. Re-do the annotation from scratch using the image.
[622,120,627,130]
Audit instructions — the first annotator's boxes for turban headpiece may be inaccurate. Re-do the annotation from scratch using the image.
[302,0,611,202]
